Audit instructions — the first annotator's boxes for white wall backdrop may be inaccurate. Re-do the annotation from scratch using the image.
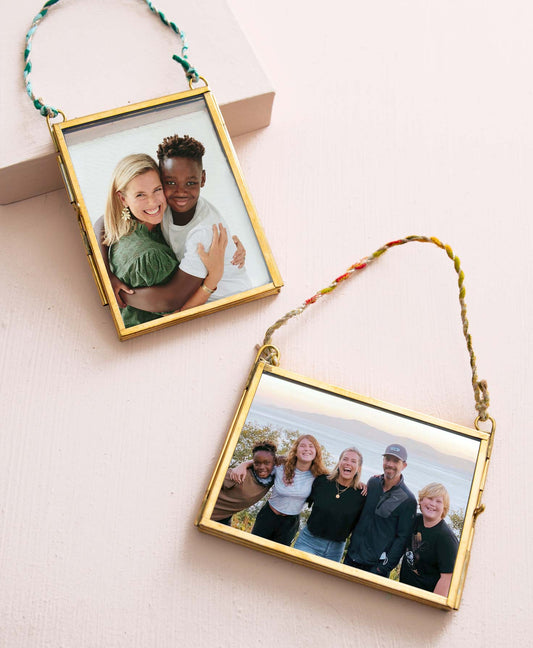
[1,1,530,646]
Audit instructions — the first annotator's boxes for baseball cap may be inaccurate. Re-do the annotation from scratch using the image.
[383,443,407,462]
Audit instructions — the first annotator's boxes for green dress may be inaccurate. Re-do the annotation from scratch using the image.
[109,224,178,328]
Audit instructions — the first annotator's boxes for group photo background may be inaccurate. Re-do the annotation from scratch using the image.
[1,1,530,646]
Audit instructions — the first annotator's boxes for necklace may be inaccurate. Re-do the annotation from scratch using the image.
[335,480,350,499]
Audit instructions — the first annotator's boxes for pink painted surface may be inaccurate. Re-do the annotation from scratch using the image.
[0,0,529,645]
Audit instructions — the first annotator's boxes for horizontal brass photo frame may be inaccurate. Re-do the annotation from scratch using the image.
[196,362,492,611]
[50,85,282,340]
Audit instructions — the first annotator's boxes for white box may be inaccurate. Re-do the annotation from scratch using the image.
[0,0,274,204]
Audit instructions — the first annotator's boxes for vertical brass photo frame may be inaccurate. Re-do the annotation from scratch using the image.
[196,361,492,611]
[49,84,282,340]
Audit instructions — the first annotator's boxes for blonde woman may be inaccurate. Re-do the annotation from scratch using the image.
[293,447,366,562]
[102,154,227,328]
[399,482,458,595]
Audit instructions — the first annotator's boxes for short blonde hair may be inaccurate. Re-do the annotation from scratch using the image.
[418,482,450,519]
[327,447,363,490]
[103,154,160,246]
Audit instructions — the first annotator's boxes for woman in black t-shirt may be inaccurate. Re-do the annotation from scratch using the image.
[293,447,366,562]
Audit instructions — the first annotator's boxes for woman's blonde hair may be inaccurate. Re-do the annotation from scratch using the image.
[103,154,160,246]
[418,482,450,519]
[283,434,328,485]
[327,447,363,490]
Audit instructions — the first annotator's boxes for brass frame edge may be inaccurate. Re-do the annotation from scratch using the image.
[196,359,492,611]
[51,85,283,341]
[195,359,267,526]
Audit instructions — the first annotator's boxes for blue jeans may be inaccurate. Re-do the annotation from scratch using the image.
[293,526,345,562]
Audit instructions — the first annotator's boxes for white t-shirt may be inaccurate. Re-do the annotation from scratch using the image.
[268,465,315,515]
[161,197,252,301]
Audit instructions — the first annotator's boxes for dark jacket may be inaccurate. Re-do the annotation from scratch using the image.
[346,474,416,573]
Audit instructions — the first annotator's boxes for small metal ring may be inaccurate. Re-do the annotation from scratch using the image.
[189,75,209,90]
[45,109,66,128]
[255,344,281,367]
[474,415,496,434]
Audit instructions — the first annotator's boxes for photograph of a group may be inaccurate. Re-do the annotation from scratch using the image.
[198,366,489,609]
[54,87,281,339]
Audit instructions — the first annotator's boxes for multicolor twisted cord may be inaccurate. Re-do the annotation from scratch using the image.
[262,235,490,422]
[24,0,199,119]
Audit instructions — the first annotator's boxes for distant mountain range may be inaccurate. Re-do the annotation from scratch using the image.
[247,403,477,475]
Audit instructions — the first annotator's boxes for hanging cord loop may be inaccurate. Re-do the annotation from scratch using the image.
[24,0,199,119]
[262,235,490,423]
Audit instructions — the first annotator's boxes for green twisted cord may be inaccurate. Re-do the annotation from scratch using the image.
[24,0,199,119]
[261,235,490,422]
[143,0,198,81]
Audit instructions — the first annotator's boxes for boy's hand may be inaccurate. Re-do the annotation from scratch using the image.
[231,235,246,268]
[197,224,228,288]
[109,273,134,308]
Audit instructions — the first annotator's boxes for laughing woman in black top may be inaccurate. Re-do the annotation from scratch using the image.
[293,447,366,562]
